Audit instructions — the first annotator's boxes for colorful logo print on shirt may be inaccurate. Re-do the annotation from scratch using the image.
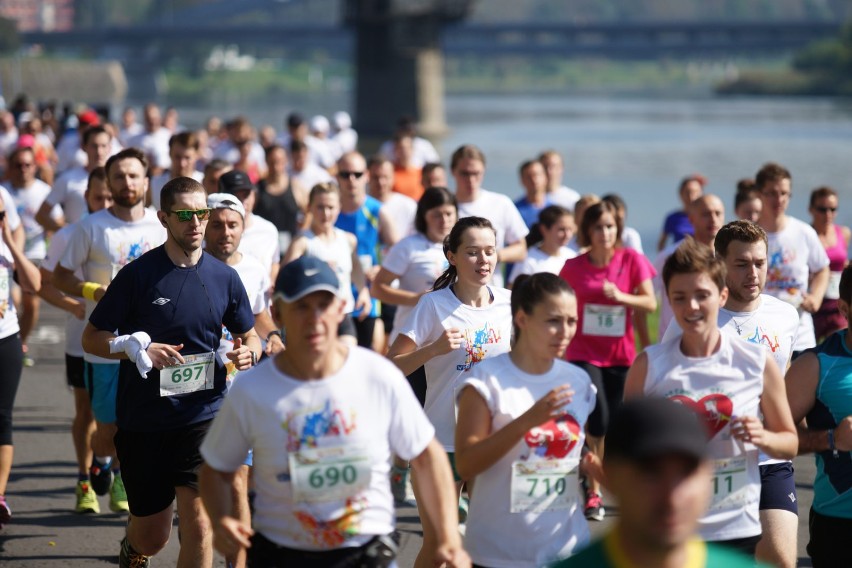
[284,399,357,452]
[456,322,502,371]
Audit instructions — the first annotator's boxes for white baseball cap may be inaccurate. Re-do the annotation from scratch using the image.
[207,193,246,218]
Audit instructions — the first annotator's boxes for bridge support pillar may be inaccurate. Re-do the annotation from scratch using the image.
[351,3,470,141]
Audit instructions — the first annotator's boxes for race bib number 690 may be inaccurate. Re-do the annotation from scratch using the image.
[289,445,372,504]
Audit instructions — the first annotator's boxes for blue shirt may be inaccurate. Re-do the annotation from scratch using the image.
[90,246,255,432]
[336,195,382,318]
[806,330,852,518]
[514,195,552,229]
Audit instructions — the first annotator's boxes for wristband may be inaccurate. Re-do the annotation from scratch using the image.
[81,281,100,301]
[250,350,258,367]
[829,428,839,458]
[266,330,282,342]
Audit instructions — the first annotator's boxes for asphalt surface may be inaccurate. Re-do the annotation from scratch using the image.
[0,303,818,566]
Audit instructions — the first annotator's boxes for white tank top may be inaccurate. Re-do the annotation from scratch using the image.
[303,228,355,312]
[644,333,764,541]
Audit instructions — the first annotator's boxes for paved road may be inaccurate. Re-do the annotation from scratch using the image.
[0,304,818,566]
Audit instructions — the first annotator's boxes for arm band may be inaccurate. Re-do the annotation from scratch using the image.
[81,281,100,301]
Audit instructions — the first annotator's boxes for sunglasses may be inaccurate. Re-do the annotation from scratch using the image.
[168,209,211,222]
[337,171,364,179]
[815,206,837,213]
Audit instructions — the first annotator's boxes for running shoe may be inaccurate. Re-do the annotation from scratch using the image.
[109,475,130,513]
[390,465,409,504]
[584,491,605,521]
[22,345,34,367]
[0,494,10,529]
[75,480,100,514]
[119,537,150,568]
[90,458,112,496]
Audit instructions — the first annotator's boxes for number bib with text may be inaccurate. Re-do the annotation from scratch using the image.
[510,458,579,513]
[826,271,842,300]
[582,304,626,337]
[159,352,215,397]
[709,456,749,511]
[289,445,372,504]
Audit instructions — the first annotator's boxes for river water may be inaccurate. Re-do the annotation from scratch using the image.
[177,94,852,251]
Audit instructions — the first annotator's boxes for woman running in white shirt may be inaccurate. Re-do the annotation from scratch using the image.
[508,205,577,287]
[282,182,370,346]
[389,216,514,568]
[624,238,797,556]
[455,273,597,568]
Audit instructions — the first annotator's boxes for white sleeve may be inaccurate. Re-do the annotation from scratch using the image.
[45,174,68,207]
[388,371,436,461]
[381,239,411,276]
[508,258,531,284]
[42,227,70,272]
[457,376,495,414]
[398,293,437,347]
[805,227,830,273]
[502,197,530,245]
[0,187,20,231]
[59,222,91,272]
[199,394,252,473]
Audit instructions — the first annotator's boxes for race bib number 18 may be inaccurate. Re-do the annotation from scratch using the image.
[583,304,626,337]
[510,458,579,513]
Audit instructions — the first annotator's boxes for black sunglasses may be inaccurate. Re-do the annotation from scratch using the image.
[337,171,365,179]
[814,206,837,213]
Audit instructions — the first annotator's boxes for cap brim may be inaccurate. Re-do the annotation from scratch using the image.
[276,283,340,303]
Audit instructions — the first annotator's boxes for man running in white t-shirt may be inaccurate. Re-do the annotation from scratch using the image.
[755,162,829,357]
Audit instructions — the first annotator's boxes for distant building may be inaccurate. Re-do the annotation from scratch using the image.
[0,0,74,32]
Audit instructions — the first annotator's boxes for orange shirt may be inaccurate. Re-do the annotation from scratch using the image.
[393,166,423,201]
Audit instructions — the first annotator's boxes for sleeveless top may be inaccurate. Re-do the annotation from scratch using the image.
[807,331,852,519]
[255,180,301,237]
[644,333,764,541]
[302,228,355,312]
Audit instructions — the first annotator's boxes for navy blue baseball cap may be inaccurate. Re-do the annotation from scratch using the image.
[274,256,340,302]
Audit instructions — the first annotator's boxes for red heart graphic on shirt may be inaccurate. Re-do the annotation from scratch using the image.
[669,394,733,439]
[524,414,582,459]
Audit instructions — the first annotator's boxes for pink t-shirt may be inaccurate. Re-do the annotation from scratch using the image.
[559,247,655,367]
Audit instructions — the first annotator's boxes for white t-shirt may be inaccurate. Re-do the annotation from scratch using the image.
[763,216,830,351]
[54,130,84,174]
[149,170,204,211]
[289,163,333,191]
[381,233,448,341]
[0,239,19,340]
[460,355,596,567]
[0,186,21,232]
[621,226,644,254]
[239,214,281,277]
[60,208,166,363]
[42,224,86,357]
[127,128,172,168]
[644,334,764,541]
[380,192,416,238]
[332,128,358,155]
[5,179,56,260]
[218,252,270,383]
[199,347,435,550]
[458,189,530,288]
[399,286,513,450]
[549,186,580,212]
[508,245,576,284]
[46,166,89,225]
[301,228,356,313]
[118,123,143,148]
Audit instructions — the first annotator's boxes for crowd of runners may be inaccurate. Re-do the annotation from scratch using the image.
[0,97,850,567]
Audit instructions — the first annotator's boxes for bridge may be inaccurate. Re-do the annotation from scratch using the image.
[17,1,843,137]
[21,20,840,59]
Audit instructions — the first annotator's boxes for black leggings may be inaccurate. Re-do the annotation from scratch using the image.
[571,362,628,438]
[0,333,23,446]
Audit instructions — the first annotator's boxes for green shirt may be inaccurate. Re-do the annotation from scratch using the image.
[551,530,765,568]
